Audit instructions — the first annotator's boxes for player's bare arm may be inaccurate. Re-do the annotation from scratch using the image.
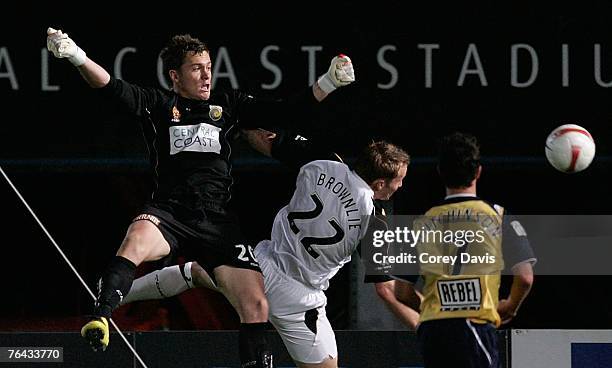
[47,27,110,88]
[498,261,534,324]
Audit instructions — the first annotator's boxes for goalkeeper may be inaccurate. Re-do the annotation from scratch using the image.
[46,26,354,368]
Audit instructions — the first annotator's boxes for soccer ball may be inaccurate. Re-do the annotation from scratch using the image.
[545,124,595,173]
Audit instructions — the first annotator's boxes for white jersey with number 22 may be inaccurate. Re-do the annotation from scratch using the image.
[257,160,374,290]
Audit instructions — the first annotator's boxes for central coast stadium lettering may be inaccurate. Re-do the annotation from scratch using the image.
[4,43,612,91]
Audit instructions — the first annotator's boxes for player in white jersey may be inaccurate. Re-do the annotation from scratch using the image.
[255,142,408,367]
[262,158,375,291]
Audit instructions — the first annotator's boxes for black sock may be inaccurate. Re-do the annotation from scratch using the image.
[93,256,136,318]
[239,322,273,368]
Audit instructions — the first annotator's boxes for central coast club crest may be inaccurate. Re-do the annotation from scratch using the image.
[209,105,223,121]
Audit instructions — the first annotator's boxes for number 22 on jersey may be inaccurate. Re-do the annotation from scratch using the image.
[287,193,345,259]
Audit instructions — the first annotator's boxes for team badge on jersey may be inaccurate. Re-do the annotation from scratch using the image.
[171,106,181,122]
[510,220,527,236]
[209,105,223,121]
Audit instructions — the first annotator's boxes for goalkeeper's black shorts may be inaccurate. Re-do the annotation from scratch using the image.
[133,202,261,284]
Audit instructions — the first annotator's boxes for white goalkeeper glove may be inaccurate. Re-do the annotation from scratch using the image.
[46,27,87,67]
[317,54,355,94]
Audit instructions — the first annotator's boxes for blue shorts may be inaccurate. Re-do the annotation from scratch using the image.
[417,318,500,368]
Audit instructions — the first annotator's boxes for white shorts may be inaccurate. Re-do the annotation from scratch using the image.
[256,242,337,364]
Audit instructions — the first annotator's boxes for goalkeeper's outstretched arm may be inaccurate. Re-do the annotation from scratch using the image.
[46,27,110,88]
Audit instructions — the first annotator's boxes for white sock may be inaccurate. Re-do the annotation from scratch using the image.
[121,262,194,305]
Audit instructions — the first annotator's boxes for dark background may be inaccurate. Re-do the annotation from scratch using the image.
[1,2,611,331]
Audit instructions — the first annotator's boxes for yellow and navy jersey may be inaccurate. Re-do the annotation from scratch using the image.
[416,194,535,327]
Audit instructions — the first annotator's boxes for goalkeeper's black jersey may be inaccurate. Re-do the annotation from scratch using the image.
[101,77,316,211]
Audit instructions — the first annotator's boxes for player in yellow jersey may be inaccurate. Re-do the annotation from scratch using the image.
[409,132,535,368]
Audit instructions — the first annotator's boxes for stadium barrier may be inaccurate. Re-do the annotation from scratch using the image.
[511,329,612,368]
[3,329,611,367]
[0,330,509,367]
